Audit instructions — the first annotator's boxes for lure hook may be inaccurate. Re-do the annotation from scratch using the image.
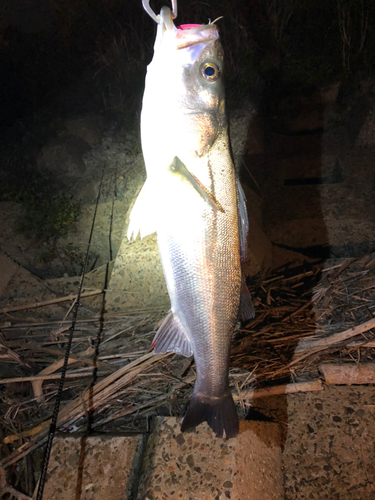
[142,0,178,23]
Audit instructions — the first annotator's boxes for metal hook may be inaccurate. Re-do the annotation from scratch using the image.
[171,0,178,19]
[142,0,178,22]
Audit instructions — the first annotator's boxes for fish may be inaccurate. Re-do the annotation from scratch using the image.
[127,0,254,438]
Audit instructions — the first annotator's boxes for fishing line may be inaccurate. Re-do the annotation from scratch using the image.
[240,157,262,199]
[35,163,107,500]
[109,165,118,261]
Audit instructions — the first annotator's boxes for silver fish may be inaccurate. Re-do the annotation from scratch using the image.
[128,0,254,438]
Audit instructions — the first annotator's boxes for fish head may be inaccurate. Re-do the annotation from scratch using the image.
[154,20,225,111]
[174,27,226,157]
[142,7,227,162]
[177,31,225,113]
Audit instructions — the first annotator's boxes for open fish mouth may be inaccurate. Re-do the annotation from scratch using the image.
[175,25,219,50]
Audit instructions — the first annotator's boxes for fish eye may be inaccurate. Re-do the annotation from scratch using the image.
[201,62,220,83]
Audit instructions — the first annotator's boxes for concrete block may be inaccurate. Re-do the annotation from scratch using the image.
[245,113,265,155]
[106,233,170,312]
[0,251,18,297]
[0,251,67,319]
[43,434,146,500]
[281,386,375,499]
[137,418,284,500]
[239,182,273,276]
[243,212,273,276]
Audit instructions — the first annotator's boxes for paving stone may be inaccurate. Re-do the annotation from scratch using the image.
[0,250,67,318]
[106,233,170,312]
[137,417,284,500]
[43,434,146,500]
[279,386,375,500]
[243,210,273,276]
[0,251,18,296]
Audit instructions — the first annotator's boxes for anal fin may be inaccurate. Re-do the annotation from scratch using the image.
[152,310,193,357]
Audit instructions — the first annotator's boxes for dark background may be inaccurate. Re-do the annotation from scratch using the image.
[1,0,374,129]
[0,0,374,265]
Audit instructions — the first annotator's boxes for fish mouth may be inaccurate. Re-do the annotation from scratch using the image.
[147,2,220,50]
[177,24,216,34]
[176,36,217,50]
[175,24,219,50]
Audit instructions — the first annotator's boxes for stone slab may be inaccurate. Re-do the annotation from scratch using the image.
[43,434,145,500]
[0,251,18,296]
[0,251,67,319]
[106,233,170,312]
[243,210,273,276]
[245,113,265,155]
[137,418,284,500]
[280,385,375,499]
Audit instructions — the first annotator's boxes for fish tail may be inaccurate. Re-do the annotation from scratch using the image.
[181,390,239,439]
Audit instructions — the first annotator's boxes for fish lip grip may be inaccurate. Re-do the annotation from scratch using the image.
[142,2,208,35]
[142,0,177,23]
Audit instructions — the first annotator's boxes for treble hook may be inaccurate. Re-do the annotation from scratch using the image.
[142,0,178,22]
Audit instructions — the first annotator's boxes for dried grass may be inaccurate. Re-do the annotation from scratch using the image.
[0,253,374,471]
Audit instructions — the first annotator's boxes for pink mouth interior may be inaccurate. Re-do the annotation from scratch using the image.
[177,24,202,30]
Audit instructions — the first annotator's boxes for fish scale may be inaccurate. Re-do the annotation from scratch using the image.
[155,128,241,436]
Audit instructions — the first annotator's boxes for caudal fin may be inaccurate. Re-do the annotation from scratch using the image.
[181,391,239,439]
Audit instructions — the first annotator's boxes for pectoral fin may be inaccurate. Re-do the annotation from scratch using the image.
[127,157,224,240]
[127,179,157,240]
[169,156,225,213]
